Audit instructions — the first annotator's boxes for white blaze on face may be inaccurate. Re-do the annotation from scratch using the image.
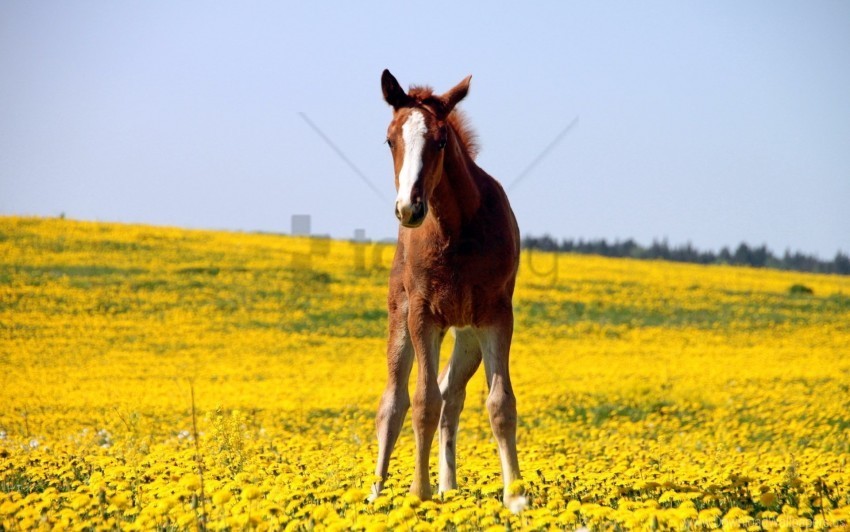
[396,110,427,210]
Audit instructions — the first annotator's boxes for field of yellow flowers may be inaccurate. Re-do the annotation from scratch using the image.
[1,216,849,530]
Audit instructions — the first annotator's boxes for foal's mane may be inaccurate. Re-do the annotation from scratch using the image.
[408,85,480,160]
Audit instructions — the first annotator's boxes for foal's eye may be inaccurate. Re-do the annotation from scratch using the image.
[438,138,447,150]
[386,139,393,149]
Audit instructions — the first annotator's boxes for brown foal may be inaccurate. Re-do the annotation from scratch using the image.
[370,70,525,512]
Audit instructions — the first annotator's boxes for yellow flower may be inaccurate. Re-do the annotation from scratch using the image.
[402,494,421,508]
[311,504,330,521]
[179,474,201,492]
[242,486,262,501]
[212,489,232,506]
[508,479,526,496]
[109,492,131,510]
[342,487,366,504]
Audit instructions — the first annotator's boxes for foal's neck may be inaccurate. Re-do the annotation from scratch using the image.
[428,128,481,235]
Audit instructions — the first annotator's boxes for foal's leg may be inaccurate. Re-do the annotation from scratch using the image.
[371,299,414,501]
[476,318,526,513]
[437,327,481,493]
[408,309,443,500]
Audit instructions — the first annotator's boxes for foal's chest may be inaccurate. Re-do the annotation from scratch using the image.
[404,237,513,327]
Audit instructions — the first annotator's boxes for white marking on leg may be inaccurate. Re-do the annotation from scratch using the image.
[396,110,427,211]
[508,495,528,514]
[476,325,526,513]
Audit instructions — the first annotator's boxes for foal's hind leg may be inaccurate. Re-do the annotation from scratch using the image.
[476,319,526,513]
[371,301,415,501]
[437,327,481,493]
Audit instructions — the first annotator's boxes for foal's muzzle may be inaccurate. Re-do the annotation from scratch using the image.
[395,199,426,228]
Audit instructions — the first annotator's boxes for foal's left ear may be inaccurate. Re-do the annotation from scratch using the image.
[440,75,472,114]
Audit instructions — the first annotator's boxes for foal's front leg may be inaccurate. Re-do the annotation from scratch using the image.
[372,298,414,501]
[408,308,443,500]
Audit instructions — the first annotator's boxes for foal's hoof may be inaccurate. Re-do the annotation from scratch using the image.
[409,482,433,501]
[505,494,528,514]
[368,483,381,503]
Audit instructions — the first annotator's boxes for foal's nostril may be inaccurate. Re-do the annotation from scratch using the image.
[395,200,426,226]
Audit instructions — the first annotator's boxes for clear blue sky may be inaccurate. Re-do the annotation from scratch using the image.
[2,2,848,258]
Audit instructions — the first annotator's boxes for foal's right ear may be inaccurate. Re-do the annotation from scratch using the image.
[382,69,412,109]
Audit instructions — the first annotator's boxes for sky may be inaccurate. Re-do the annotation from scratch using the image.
[1,2,848,258]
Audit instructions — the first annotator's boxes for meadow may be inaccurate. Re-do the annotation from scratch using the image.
[1,216,849,530]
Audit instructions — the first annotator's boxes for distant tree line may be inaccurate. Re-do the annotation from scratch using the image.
[521,236,850,276]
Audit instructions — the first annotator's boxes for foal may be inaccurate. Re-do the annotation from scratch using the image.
[371,70,525,512]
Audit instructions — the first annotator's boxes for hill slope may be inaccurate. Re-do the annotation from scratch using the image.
[2,217,849,529]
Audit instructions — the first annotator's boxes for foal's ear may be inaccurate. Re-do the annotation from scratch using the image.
[441,75,472,114]
[382,69,412,109]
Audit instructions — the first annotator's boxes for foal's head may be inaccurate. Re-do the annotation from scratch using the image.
[381,69,471,228]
